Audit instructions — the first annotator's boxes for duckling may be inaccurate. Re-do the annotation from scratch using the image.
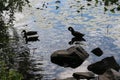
[68,27,84,38]
[22,30,37,36]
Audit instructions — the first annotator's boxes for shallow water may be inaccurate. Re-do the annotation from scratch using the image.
[14,0,120,79]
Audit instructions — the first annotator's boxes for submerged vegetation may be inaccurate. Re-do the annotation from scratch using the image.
[0,45,23,80]
[0,0,29,80]
[0,61,23,80]
[71,0,120,13]
[0,0,30,43]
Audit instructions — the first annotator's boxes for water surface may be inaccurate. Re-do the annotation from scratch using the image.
[14,0,120,79]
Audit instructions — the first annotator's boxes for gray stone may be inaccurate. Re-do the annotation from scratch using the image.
[51,46,89,68]
[88,56,120,75]
[53,77,76,80]
[73,72,95,80]
[91,47,103,57]
[99,69,120,80]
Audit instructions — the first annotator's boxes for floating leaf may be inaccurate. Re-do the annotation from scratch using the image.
[87,0,92,2]
[117,5,120,11]
[104,7,108,12]
[77,10,80,13]
[110,8,115,13]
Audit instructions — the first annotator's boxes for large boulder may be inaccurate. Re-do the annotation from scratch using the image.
[51,46,89,68]
[87,56,120,75]
[99,69,120,80]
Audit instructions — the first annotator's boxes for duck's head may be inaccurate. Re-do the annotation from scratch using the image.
[22,30,26,33]
[68,27,74,31]
[21,30,27,38]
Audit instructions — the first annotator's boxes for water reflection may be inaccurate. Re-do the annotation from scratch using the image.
[69,37,86,45]
[17,54,43,80]
[4,27,44,80]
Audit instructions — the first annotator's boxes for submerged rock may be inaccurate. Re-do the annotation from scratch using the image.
[87,56,120,75]
[91,47,103,57]
[99,69,120,80]
[51,46,89,68]
[53,77,75,80]
[73,72,95,80]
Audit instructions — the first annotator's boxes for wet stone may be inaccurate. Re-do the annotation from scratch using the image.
[73,72,95,80]
[91,47,103,57]
[53,77,76,80]
[98,69,120,80]
[51,46,89,68]
[87,56,120,75]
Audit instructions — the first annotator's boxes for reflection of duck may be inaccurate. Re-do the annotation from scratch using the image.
[22,30,37,36]
[26,36,39,43]
[69,37,86,45]
[68,27,84,38]
[24,35,39,44]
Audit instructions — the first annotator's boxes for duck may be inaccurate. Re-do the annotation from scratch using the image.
[22,30,37,37]
[21,30,39,44]
[68,27,84,38]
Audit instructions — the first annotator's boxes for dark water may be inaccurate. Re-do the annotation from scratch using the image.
[13,0,120,79]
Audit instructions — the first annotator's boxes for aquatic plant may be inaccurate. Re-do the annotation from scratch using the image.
[72,0,120,13]
[0,61,23,80]
[0,0,30,80]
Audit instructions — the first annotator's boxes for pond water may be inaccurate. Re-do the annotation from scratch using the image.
[14,0,120,80]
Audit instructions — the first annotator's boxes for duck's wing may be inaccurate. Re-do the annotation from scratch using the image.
[26,31,37,35]
[75,31,84,37]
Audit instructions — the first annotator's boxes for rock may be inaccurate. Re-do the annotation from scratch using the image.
[67,46,89,61]
[87,56,120,75]
[51,46,89,68]
[51,50,70,67]
[99,69,120,80]
[73,72,95,80]
[53,77,76,80]
[91,47,103,56]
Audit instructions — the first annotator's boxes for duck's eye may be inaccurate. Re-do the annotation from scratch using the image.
[68,27,71,31]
